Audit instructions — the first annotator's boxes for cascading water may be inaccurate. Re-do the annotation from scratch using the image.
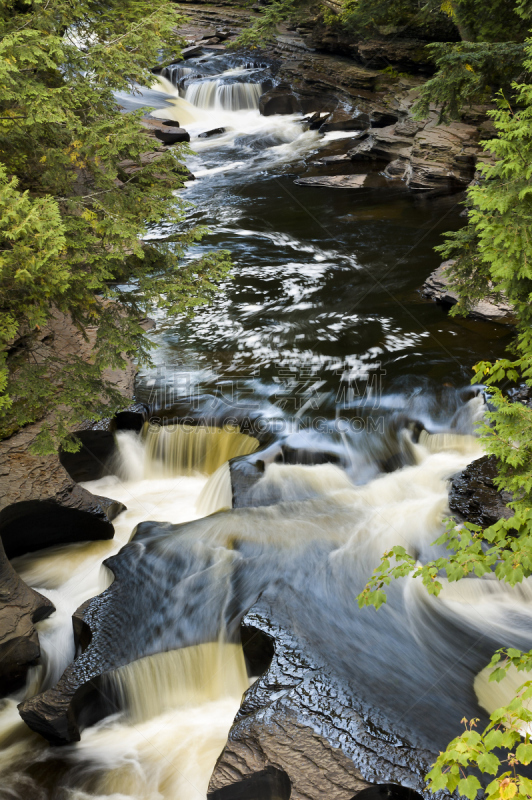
[0,50,528,800]
[185,79,262,111]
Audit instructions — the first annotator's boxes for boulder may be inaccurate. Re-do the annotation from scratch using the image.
[198,127,227,138]
[0,500,115,560]
[259,86,301,116]
[207,766,291,800]
[141,118,190,144]
[154,126,190,144]
[208,602,427,800]
[422,261,515,323]
[449,455,514,528]
[18,515,247,744]
[59,429,117,483]
[0,538,54,696]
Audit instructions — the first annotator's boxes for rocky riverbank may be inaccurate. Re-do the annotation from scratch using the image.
[176,1,491,195]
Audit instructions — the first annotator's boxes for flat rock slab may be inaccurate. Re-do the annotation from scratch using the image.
[422,260,515,324]
[294,174,367,188]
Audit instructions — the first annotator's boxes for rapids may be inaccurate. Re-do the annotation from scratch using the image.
[0,50,528,800]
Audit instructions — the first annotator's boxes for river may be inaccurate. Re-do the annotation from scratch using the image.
[0,52,529,800]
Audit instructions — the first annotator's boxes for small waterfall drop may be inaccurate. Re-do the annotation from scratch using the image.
[103,643,248,722]
[185,80,262,111]
[113,424,259,481]
[196,462,233,516]
[142,422,259,477]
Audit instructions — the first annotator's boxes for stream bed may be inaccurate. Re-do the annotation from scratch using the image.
[0,52,528,800]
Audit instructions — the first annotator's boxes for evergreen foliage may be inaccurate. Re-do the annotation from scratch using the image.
[0,0,231,452]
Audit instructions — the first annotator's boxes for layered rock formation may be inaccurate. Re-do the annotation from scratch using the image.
[177,3,489,193]
[422,260,515,323]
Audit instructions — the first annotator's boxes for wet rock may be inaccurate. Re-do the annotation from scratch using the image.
[0,500,115,560]
[259,86,301,116]
[208,601,428,800]
[508,385,532,408]
[230,451,268,509]
[314,153,351,164]
[295,174,368,188]
[59,430,117,483]
[422,261,515,323]
[0,538,54,696]
[149,393,268,442]
[18,517,246,744]
[304,111,331,130]
[351,785,423,800]
[230,441,344,508]
[182,44,204,59]
[347,118,481,190]
[449,455,514,528]
[141,118,190,144]
[113,404,149,433]
[207,766,291,800]
[198,127,227,138]
[155,126,190,144]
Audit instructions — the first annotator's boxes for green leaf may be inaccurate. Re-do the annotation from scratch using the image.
[516,743,532,765]
[458,775,482,800]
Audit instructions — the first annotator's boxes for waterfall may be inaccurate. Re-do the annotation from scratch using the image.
[162,65,195,88]
[103,643,248,722]
[113,424,259,481]
[185,80,262,111]
[196,462,233,516]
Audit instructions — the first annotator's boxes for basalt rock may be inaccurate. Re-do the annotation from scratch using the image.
[351,39,434,75]
[0,538,54,696]
[208,601,428,800]
[18,516,250,744]
[207,766,291,800]
[346,117,481,190]
[59,430,117,483]
[0,500,116,560]
[449,455,514,528]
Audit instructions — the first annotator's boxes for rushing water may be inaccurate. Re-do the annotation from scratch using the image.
[0,51,527,800]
